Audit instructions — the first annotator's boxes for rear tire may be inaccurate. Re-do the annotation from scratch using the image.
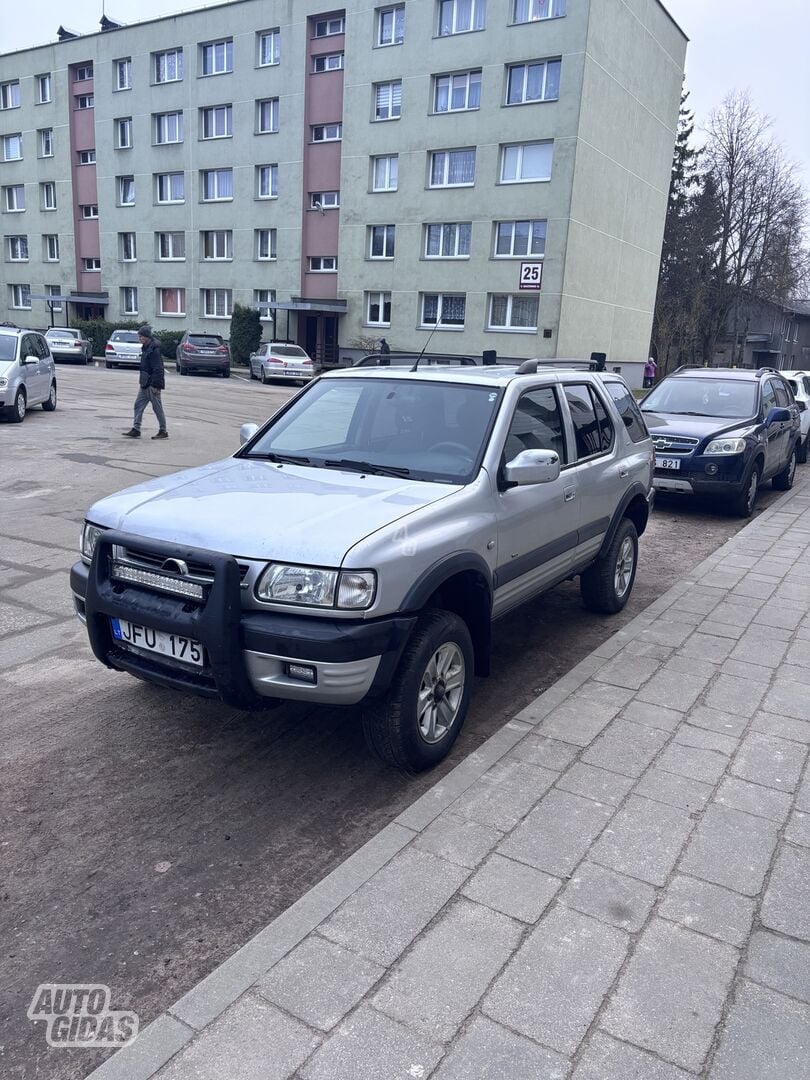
[773,445,797,491]
[222,368,231,378]
[362,609,473,771]
[105,360,113,369]
[730,463,760,517]
[580,519,638,614]
[42,380,57,411]
[179,365,188,376]
[261,369,270,385]
[796,436,808,465]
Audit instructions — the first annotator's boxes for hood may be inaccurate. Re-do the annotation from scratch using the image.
[0,360,14,375]
[87,457,460,564]
[641,411,755,440]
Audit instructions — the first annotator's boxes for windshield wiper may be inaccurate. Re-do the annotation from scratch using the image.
[251,451,311,465]
[321,458,411,478]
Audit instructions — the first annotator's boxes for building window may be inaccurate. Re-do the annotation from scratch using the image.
[438,0,486,36]
[77,149,96,165]
[308,256,337,272]
[75,94,95,110]
[506,59,561,104]
[374,80,402,120]
[313,53,344,72]
[157,231,185,260]
[256,164,278,198]
[314,16,344,36]
[74,64,94,81]
[366,290,391,326]
[201,168,233,201]
[487,293,539,330]
[257,98,279,133]
[2,134,22,161]
[154,49,183,84]
[36,74,52,103]
[255,228,277,260]
[44,234,59,261]
[158,287,186,315]
[154,111,184,144]
[425,222,471,258]
[116,117,133,149]
[201,104,232,139]
[429,148,475,187]
[121,286,138,315]
[258,28,280,66]
[311,123,342,142]
[3,184,25,211]
[10,283,31,308]
[115,58,132,91]
[494,218,547,257]
[369,224,395,259]
[82,256,101,272]
[500,140,553,182]
[201,229,233,260]
[118,175,135,205]
[200,39,233,76]
[40,181,57,210]
[81,204,98,218]
[202,288,232,317]
[119,232,137,261]
[6,235,28,261]
[0,81,20,110]
[434,70,481,113]
[372,155,398,191]
[421,293,466,327]
[255,288,276,319]
[39,129,53,157]
[512,0,566,23]
[156,172,185,203]
[310,191,339,209]
[378,5,405,45]
[46,284,63,312]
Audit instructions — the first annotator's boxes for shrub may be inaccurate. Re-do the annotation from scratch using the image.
[229,303,262,365]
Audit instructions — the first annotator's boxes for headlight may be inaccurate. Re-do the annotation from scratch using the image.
[81,522,107,563]
[704,438,746,455]
[0,377,7,388]
[255,564,376,609]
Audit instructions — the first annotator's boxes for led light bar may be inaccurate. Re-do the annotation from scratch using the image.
[111,563,205,600]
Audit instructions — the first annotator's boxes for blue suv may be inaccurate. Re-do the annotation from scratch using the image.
[641,367,801,516]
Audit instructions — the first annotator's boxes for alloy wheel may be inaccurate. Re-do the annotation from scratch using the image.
[417,643,465,744]
[614,535,635,599]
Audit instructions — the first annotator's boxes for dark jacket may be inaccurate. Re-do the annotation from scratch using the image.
[139,339,165,390]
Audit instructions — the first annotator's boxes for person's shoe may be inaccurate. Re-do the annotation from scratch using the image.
[122,428,141,437]
[152,430,169,440]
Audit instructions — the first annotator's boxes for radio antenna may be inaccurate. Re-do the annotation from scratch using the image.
[410,312,443,371]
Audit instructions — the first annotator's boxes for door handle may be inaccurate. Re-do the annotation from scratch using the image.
[564,487,576,502]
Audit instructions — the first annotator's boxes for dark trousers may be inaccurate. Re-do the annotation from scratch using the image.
[133,386,167,431]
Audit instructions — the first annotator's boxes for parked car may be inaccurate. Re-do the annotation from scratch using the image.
[780,370,810,463]
[0,325,57,422]
[353,353,479,368]
[45,327,92,364]
[640,366,801,516]
[71,361,653,769]
[249,342,314,384]
[177,332,231,377]
[105,330,142,369]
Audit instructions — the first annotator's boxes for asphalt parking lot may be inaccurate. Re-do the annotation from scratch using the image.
[0,363,784,1079]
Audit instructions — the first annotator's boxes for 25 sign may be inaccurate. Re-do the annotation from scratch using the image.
[519,261,543,290]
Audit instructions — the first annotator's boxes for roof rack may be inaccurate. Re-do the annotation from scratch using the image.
[671,365,777,377]
[755,367,779,376]
[515,359,598,374]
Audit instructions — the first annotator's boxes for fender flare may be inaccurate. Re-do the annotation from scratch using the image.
[597,482,650,559]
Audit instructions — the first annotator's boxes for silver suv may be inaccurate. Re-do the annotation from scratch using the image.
[71,363,653,769]
[0,326,57,422]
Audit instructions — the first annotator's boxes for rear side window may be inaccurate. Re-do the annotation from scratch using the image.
[563,384,614,459]
[504,387,567,464]
[605,381,648,443]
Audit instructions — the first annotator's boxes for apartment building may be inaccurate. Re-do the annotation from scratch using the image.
[0,0,687,375]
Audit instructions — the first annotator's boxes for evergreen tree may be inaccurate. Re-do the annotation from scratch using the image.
[229,303,262,365]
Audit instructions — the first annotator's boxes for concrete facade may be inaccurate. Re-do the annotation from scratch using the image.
[0,0,686,376]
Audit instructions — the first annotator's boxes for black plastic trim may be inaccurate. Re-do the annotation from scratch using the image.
[399,552,493,612]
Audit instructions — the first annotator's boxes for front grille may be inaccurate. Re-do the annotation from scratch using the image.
[113,545,249,581]
[109,544,249,601]
[651,434,700,456]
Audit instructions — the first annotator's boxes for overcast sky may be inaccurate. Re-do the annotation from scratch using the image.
[6,0,810,183]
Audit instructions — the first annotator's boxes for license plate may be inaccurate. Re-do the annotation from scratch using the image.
[111,618,203,667]
[655,456,681,470]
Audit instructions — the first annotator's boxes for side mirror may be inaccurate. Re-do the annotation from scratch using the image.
[797,400,807,413]
[766,407,791,426]
[504,448,561,486]
[240,422,259,446]
[23,354,38,365]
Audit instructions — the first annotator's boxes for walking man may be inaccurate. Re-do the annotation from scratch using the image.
[122,325,168,439]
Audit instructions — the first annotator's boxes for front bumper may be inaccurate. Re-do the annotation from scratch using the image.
[70,533,414,708]
[653,453,749,496]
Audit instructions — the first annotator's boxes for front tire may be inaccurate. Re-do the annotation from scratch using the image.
[9,388,26,423]
[362,609,473,771]
[42,380,57,411]
[730,462,760,517]
[580,518,638,614]
[773,445,797,491]
[797,436,808,465]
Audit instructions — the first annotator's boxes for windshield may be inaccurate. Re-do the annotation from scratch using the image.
[642,378,757,419]
[0,336,17,361]
[111,331,139,342]
[270,345,308,358]
[243,377,502,483]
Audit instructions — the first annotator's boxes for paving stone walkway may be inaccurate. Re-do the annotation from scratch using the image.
[90,478,810,1080]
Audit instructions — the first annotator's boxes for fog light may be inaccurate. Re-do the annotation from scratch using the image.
[285,662,317,684]
[705,463,719,475]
